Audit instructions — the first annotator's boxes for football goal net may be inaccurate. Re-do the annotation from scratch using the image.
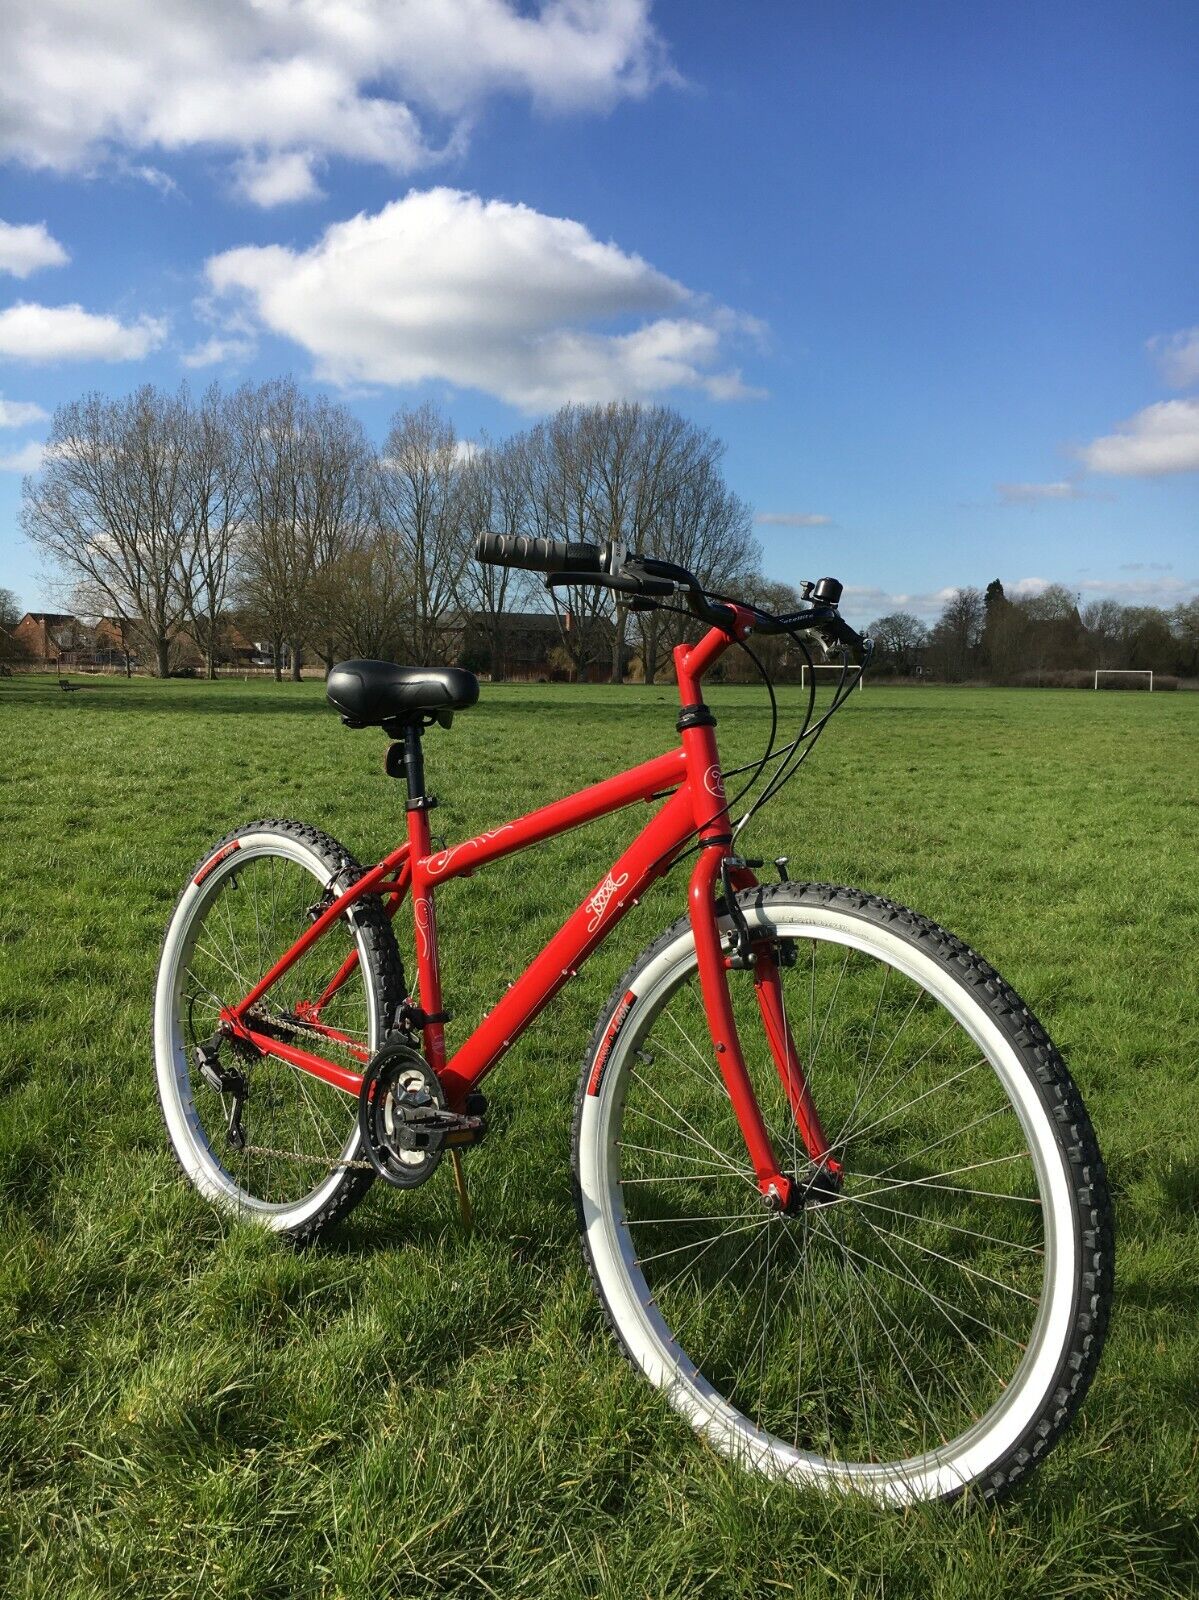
[1093,669,1153,691]
[800,662,864,692]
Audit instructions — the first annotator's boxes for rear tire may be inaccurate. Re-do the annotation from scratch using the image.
[573,882,1113,1504]
[154,820,404,1243]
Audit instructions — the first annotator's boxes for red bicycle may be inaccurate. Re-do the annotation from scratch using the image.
[154,534,1112,1504]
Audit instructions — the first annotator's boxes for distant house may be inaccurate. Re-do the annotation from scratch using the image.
[90,616,139,670]
[92,617,127,652]
[13,612,144,670]
[221,624,257,666]
[13,612,86,662]
[459,610,563,680]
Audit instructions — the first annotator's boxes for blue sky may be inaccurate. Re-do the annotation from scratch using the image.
[1,0,1196,625]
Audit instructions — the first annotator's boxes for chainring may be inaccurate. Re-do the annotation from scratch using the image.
[357,1039,447,1189]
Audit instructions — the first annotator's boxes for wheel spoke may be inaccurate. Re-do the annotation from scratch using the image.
[166,841,378,1216]
[585,902,1091,1496]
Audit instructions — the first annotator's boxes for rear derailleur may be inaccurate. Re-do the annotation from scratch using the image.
[194,1039,247,1150]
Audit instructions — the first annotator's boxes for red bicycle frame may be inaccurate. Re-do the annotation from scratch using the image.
[217,613,832,1206]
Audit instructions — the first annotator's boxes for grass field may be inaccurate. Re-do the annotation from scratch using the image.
[1,673,1197,1599]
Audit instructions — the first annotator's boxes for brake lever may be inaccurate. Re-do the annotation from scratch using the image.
[545,571,675,597]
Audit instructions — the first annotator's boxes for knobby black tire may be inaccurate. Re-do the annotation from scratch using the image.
[154,819,405,1245]
[572,881,1114,1505]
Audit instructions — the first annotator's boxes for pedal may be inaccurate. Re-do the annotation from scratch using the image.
[396,1099,487,1149]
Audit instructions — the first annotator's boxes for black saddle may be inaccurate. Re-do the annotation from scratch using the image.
[326,660,479,730]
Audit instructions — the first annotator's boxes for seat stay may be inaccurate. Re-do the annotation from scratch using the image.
[228,841,410,1023]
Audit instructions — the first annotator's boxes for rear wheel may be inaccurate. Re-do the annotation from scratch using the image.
[153,820,403,1242]
[573,883,1112,1503]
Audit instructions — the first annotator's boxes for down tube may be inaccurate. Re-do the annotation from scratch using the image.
[437,786,696,1106]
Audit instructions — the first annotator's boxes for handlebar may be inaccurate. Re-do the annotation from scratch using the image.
[473,532,867,662]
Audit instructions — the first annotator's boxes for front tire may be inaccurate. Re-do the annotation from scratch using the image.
[573,883,1112,1504]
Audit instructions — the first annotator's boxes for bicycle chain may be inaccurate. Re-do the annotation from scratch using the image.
[237,1143,374,1171]
[236,1008,375,1169]
[243,1006,372,1061]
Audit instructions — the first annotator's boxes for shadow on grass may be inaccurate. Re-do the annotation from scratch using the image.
[0,681,329,717]
[1156,1155,1199,1220]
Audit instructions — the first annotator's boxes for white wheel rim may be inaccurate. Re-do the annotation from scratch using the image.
[578,901,1078,1504]
[153,833,380,1230]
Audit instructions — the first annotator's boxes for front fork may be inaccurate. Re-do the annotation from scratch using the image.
[686,851,839,1211]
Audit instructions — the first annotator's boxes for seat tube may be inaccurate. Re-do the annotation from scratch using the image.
[401,726,448,1073]
[673,641,789,1202]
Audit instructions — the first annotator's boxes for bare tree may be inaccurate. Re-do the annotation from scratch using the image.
[231,379,310,682]
[453,437,537,679]
[587,404,698,682]
[1171,596,1199,677]
[867,611,928,675]
[21,386,193,677]
[302,397,375,672]
[1081,598,1126,670]
[378,403,468,664]
[518,407,611,682]
[927,587,985,681]
[1118,604,1175,671]
[633,440,757,684]
[0,587,24,667]
[323,530,414,662]
[180,383,244,679]
[514,403,757,684]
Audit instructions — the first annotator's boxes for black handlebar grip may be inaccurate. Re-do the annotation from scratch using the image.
[474,532,605,574]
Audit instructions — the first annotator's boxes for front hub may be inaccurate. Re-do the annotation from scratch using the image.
[762,1161,844,1215]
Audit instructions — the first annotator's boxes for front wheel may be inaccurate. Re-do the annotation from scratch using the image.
[573,883,1113,1504]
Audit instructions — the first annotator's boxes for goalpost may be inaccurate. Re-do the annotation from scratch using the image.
[800,663,864,693]
[1093,669,1153,692]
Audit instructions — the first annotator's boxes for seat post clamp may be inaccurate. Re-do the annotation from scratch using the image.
[676,702,716,732]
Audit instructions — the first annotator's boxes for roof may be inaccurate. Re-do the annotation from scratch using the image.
[20,612,77,625]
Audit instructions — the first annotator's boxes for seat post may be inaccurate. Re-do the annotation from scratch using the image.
[400,721,430,810]
[385,720,435,811]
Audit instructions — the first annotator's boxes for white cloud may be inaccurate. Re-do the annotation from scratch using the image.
[0,1,671,205]
[0,302,166,362]
[0,218,68,277]
[233,151,324,208]
[1080,397,1199,476]
[0,439,45,472]
[0,394,49,427]
[996,480,1084,504]
[1075,574,1196,607]
[126,163,177,196]
[843,584,964,625]
[755,512,832,527]
[181,334,255,369]
[1147,326,1199,389]
[206,188,759,409]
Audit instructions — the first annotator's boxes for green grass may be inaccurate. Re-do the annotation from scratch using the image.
[1,673,1197,1599]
